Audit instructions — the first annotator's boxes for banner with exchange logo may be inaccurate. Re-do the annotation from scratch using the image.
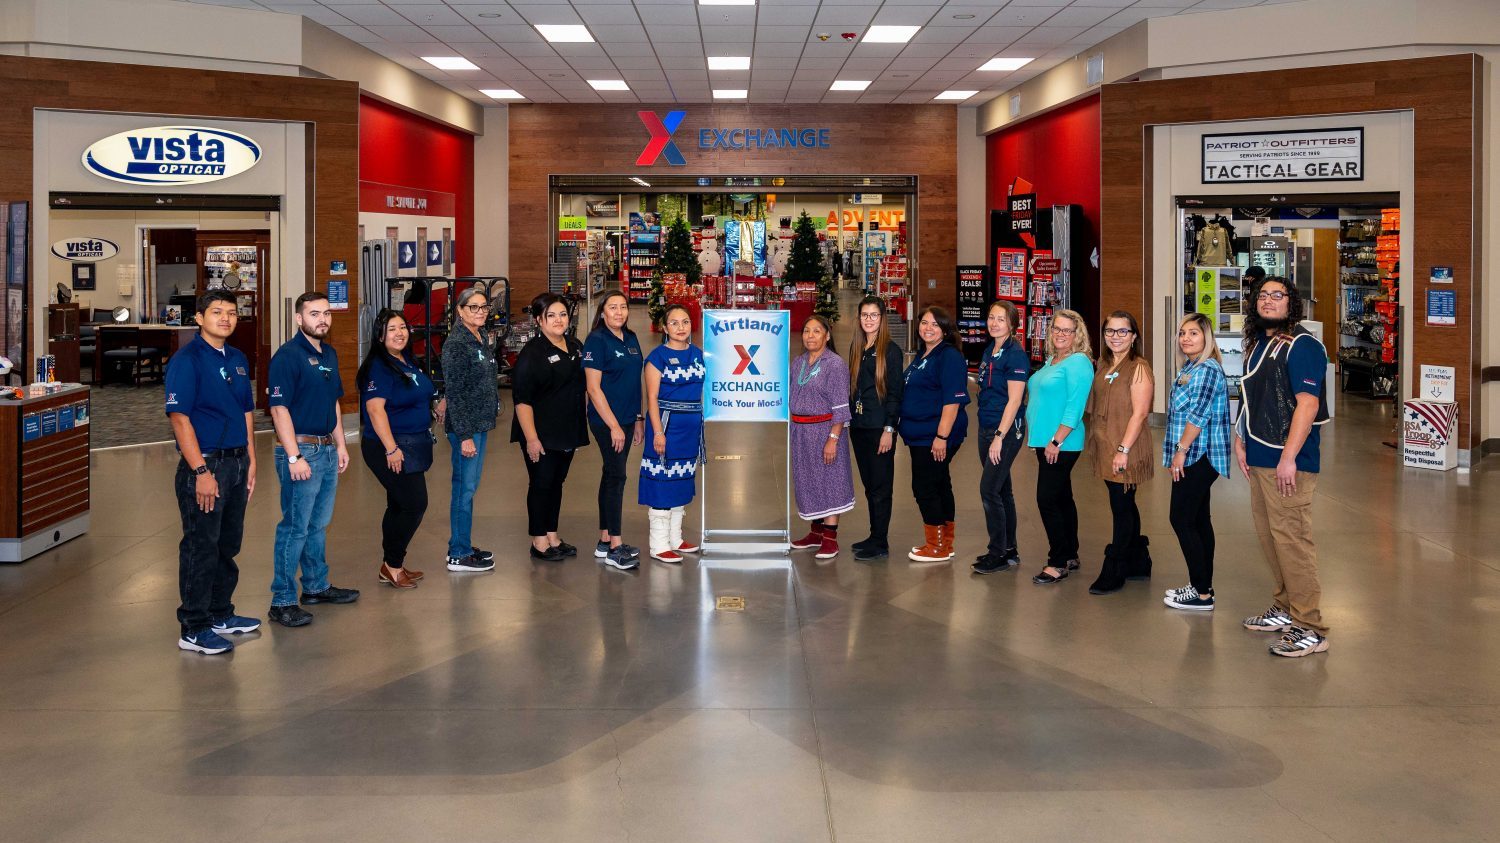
[702,309,790,422]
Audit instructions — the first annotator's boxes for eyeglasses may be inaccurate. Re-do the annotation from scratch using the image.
[1102,328,1134,337]
[859,312,882,320]
[1257,291,1289,301]
[462,303,491,313]
[1051,327,1077,335]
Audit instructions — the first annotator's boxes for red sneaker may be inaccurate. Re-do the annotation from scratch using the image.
[790,528,824,550]
[814,535,840,560]
[651,548,684,564]
[676,540,701,554]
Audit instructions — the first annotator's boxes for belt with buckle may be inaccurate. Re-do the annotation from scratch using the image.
[202,447,247,459]
[295,434,337,446]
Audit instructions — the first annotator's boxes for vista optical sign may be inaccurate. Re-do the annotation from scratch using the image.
[1202,128,1363,184]
[636,110,831,166]
[83,126,262,186]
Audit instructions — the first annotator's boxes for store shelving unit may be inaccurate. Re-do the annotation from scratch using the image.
[626,226,660,302]
[1337,213,1397,396]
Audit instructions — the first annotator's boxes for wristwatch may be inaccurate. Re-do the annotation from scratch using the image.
[1050,438,1060,448]
[1176,443,1191,453]
[192,464,209,476]
[1116,445,1130,455]
[828,432,840,440]
[883,425,895,433]
[287,454,302,465]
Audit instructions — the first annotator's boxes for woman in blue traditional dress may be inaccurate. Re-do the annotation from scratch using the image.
[640,304,705,563]
[788,315,855,560]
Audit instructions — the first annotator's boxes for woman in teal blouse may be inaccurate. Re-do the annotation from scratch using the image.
[1025,309,1094,584]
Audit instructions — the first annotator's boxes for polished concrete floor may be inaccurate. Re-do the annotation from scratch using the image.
[5,307,1500,841]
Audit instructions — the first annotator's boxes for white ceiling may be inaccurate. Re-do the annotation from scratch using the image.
[178,0,1301,105]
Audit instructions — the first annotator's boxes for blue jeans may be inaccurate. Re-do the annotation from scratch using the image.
[447,430,488,557]
[271,443,338,606]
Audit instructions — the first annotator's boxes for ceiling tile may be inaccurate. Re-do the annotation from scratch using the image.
[501,42,560,56]
[929,6,1002,26]
[989,7,1060,26]
[813,6,879,27]
[576,5,642,25]
[261,4,353,26]
[508,4,584,25]
[604,41,659,56]
[448,4,520,24]
[899,43,958,57]
[421,25,491,42]
[479,23,543,42]
[796,56,846,70]
[646,25,701,42]
[696,5,757,27]
[597,24,649,41]
[842,57,895,71]
[756,25,811,41]
[751,67,797,80]
[911,26,975,43]
[324,4,412,27]
[389,4,470,27]
[754,42,806,57]
[658,54,709,68]
[611,55,663,69]
[326,24,383,44]
[653,42,705,56]
[871,5,943,25]
[1043,6,1123,27]
[887,56,938,70]
[1103,7,1188,27]
[551,42,608,57]
[565,55,621,69]
[964,26,1033,44]
[636,4,688,25]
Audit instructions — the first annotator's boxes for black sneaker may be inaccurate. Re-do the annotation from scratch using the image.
[603,546,639,571]
[448,553,496,572]
[529,545,564,562]
[470,546,494,562]
[300,586,360,605]
[851,537,875,553]
[553,542,578,557]
[852,544,888,561]
[972,555,1018,575]
[268,604,314,627]
[618,543,641,559]
[179,628,234,654]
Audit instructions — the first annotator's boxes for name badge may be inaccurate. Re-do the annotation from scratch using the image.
[548,354,560,363]
[235,367,247,376]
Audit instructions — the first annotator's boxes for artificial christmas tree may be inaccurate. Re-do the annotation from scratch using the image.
[785,211,836,323]
[646,267,667,330]
[660,215,700,285]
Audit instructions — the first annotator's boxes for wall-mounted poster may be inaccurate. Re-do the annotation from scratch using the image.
[397,241,418,269]
[205,246,258,291]
[426,241,443,267]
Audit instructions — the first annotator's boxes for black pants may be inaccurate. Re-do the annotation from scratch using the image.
[590,421,635,537]
[361,436,428,568]
[909,442,961,526]
[1105,480,1142,552]
[1034,449,1081,566]
[978,425,1024,558]
[174,451,249,635]
[851,427,895,546]
[1169,457,1219,592]
[523,446,575,536]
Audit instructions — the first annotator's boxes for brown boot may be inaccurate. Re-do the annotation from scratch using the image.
[940,521,956,560]
[908,524,946,562]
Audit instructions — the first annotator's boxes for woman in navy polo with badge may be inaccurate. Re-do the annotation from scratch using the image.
[513,293,611,566]
[359,309,438,590]
[972,300,1030,575]
[900,306,970,563]
[583,290,645,569]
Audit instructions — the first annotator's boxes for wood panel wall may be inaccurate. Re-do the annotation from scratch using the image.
[507,104,958,315]
[1100,54,1483,448]
[0,55,362,396]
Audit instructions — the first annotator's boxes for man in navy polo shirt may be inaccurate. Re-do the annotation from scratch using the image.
[265,291,359,627]
[166,290,260,655]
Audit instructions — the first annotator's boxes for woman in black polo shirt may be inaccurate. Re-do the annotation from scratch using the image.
[512,293,606,565]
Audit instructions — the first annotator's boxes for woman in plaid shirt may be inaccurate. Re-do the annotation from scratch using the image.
[1162,312,1232,612]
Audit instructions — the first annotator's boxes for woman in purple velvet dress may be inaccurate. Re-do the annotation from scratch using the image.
[788,315,855,560]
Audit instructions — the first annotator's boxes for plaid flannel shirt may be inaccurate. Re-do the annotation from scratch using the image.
[1164,358,1232,478]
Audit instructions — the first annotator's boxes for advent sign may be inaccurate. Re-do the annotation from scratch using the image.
[1202,128,1363,184]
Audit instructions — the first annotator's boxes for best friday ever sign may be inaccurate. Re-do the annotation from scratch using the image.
[703,309,790,422]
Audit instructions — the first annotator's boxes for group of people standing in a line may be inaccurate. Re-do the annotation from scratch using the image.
[164,273,1331,660]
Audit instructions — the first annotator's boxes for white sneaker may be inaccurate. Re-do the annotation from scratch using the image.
[1268,627,1329,658]
[1164,583,1193,599]
[1163,586,1215,612]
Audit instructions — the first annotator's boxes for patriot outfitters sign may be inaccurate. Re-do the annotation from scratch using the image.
[1202,128,1364,184]
[702,309,790,422]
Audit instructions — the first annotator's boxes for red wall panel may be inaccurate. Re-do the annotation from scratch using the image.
[359,96,475,275]
[987,93,1101,304]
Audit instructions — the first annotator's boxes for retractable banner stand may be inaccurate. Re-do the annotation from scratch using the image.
[701,309,791,554]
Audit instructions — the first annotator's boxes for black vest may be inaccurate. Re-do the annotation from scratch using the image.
[1239,325,1330,449]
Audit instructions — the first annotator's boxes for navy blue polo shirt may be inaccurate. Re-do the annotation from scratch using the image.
[581,327,643,427]
[976,337,1030,430]
[360,353,436,438]
[266,331,344,435]
[164,334,255,450]
[899,343,971,447]
[1243,335,1325,473]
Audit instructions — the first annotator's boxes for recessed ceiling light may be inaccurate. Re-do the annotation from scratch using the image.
[699,0,755,5]
[630,177,651,187]
[713,89,748,99]
[422,56,479,71]
[477,13,501,18]
[481,89,525,100]
[978,57,1033,72]
[863,25,920,44]
[707,56,751,70]
[952,14,975,20]
[535,24,593,43]
[891,73,910,78]
[588,79,630,91]
[830,80,871,91]
[935,90,978,101]
[548,73,566,78]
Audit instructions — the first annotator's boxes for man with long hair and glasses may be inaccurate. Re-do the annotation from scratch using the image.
[1234,277,1332,658]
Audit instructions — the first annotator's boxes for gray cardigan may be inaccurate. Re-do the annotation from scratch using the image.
[441,324,499,439]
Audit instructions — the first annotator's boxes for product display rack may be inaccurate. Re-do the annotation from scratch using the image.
[626,226,661,303]
[1336,211,1398,397]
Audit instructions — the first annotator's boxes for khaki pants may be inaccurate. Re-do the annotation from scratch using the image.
[1246,467,1328,635]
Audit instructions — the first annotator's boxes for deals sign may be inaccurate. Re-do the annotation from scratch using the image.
[703,309,790,422]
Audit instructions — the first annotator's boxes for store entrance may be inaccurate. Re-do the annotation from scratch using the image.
[46,200,279,447]
[1176,194,1402,428]
[549,175,916,346]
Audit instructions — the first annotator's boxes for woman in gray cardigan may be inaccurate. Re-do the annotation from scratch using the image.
[441,285,499,572]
